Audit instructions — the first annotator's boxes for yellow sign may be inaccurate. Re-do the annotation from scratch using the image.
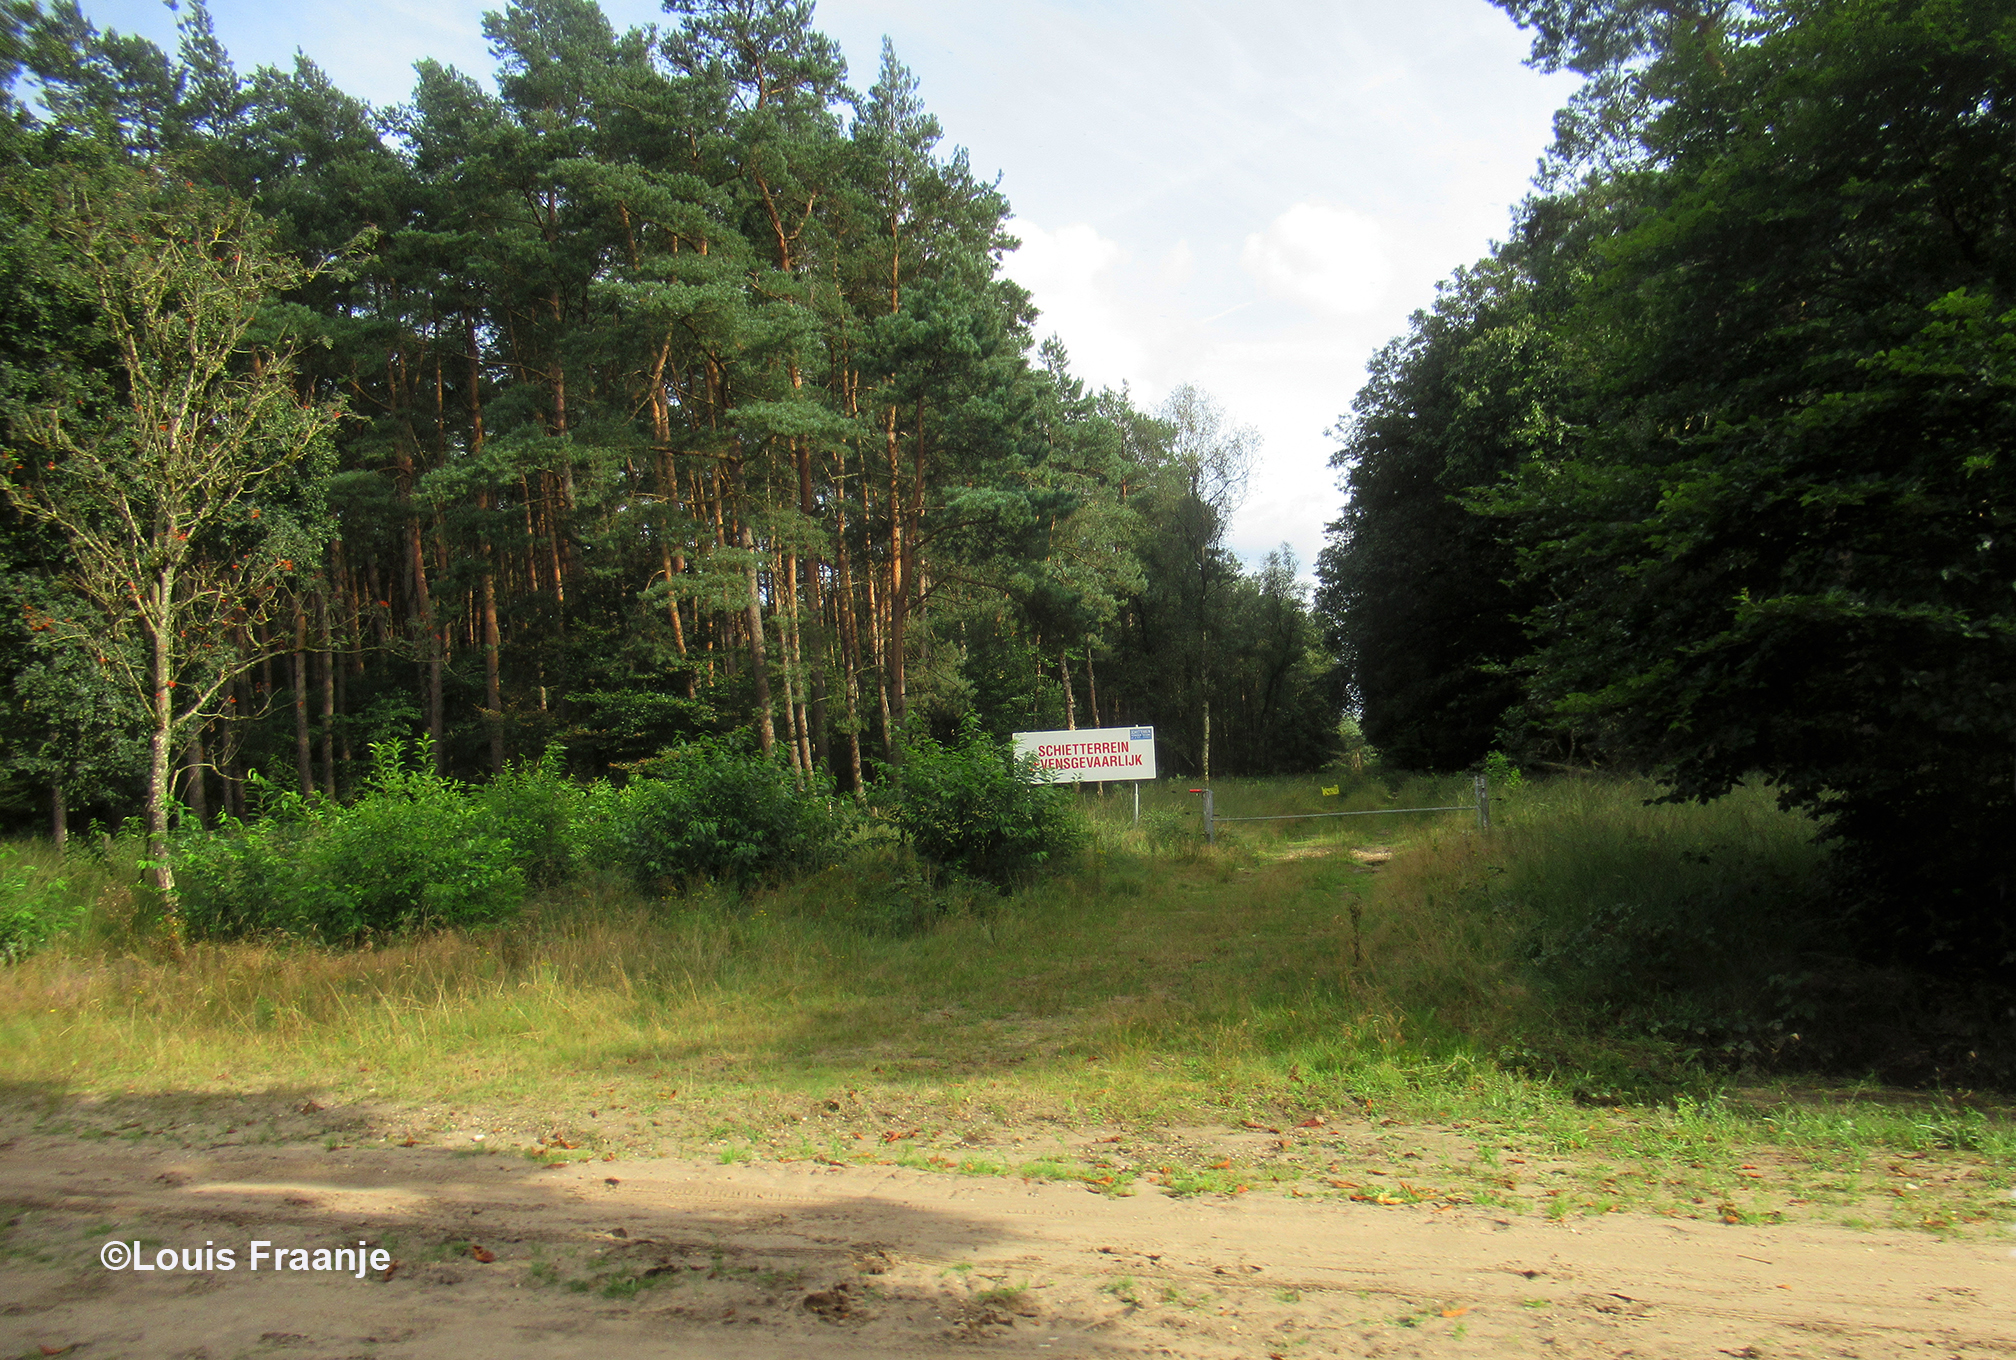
[1320,785,1340,797]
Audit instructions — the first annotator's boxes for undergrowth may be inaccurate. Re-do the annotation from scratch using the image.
[0,770,2010,1223]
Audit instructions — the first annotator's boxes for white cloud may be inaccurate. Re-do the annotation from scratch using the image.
[999,220,1147,389]
[1240,203,1393,318]
[1009,221,1123,289]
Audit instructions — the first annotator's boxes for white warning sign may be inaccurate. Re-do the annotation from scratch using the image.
[1011,725,1157,783]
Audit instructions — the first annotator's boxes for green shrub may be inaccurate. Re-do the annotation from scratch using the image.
[172,794,314,937]
[0,845,77,961]
[601,739,844,890]
[177,741,525,940]
[473,747,583,887]
[883,720,1085,888]
[1482,750,1525,793]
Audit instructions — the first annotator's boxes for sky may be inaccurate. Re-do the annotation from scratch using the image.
[77,0,1579,575]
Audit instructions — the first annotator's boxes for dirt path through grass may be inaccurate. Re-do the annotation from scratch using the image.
[3,1130,2012,1359]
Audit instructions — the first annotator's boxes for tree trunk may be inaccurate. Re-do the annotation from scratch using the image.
[222,671,245,821]
[481,560,503,774]
[292,597,314,797]
[834,484,866,799]
[1061,652,1076,730]
[646,343,695,699]
[463,325,504,775]
[144,567,179,931]
[409,516,444,772]
[783,550,812,777]
[317,592,336,799]
[185,723,209,827]
[885,407,907,732]
[146,715,175,900]
[330,542,354,789]
[795,438,829,771]
[866,552,894,760]
[542,472,568,610]
[736,508,777,755]
[50,782,66,852]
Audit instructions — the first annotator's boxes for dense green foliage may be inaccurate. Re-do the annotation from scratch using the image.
[1316,260,1548,770]
[596,739,847,889]
[882,719,1085,887]
[470,750,585,888]
[176,743,526,940]
[1318,0,2016,982]
[4,0,2010,1078]
[0,0,1337,869]
[0,843,73,961]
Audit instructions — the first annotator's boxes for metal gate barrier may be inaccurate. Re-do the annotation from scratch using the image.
[1188,775,1490,845]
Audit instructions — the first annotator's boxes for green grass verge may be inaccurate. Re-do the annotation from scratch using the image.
[0,773,2010,1235]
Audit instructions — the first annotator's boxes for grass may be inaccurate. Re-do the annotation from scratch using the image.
[0,772,2011,1236]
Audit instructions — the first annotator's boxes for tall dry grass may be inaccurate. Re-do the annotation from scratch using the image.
[0,774,1828,1127]
[6,777,2008,1215]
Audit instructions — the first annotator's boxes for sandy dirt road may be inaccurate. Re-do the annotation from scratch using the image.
[2,1133,2013,1359]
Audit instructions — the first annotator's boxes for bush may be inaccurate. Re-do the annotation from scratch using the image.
[884,720,1085,888]
[0,845,77,961]
[472,747,583,887]
[177,741,525,940]
[600,739,845,890]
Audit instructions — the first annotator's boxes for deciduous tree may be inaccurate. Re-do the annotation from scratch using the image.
[2,162,345,914]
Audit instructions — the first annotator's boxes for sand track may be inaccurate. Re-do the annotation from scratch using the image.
[2,1135,2012,1358]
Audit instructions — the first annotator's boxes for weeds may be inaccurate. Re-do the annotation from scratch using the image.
[0,773,2009,1235]
[0,845,77,961]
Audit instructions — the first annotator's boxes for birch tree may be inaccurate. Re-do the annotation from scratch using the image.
[2,163,344,919]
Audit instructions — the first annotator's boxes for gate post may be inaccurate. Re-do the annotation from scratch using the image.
[1475,773,1490,831]
[1190,787,1215,844]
